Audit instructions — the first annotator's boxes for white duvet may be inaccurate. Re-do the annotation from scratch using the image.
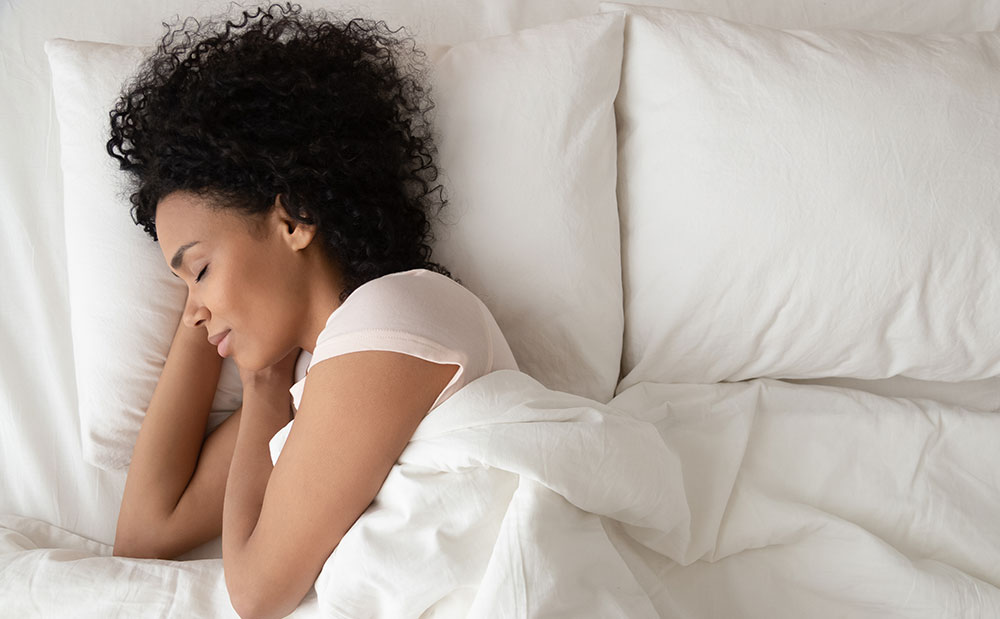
[2,370,998,618]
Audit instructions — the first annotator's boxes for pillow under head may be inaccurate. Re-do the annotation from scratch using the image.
[45,9,626,470]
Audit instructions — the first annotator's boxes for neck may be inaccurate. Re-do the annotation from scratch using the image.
[300,256,345,355]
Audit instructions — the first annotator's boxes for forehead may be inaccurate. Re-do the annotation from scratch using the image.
[156,191,223,236]
[156,192,231,267]
[156,191,250,249]
[155,191,273,265]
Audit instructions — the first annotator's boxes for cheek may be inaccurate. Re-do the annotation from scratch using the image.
[209,264,247,327]
[234,251,293,332]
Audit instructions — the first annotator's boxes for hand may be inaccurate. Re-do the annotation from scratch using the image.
[238,347,302,392]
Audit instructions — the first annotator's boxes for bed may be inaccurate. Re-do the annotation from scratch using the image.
[2,0,999,617]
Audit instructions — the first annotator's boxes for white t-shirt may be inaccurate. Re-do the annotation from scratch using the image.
[268,268,519,464]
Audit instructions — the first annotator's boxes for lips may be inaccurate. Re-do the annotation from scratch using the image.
[208,329,231,347]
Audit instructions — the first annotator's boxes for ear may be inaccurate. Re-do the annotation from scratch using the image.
[273,193,317,252]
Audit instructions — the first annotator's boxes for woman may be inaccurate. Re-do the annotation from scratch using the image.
[105,3,518,617]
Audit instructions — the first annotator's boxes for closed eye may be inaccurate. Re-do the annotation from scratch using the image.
[195,265,208,283]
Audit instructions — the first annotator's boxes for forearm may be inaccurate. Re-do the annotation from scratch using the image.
[223,380,292,565]
[115,319,222,553]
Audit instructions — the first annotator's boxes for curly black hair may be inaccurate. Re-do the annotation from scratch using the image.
[106,2,454,302]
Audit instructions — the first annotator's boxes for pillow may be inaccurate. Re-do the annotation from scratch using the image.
[600,3,1000,391]
[425,12,625,404]
[597,0,1000,33]
[44,10,625,470]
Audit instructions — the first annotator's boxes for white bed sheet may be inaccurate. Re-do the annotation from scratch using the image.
[2,0,999,615]
[606,378,1000,617]
[3,370,998,617]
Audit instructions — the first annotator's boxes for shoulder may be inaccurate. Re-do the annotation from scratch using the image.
[323,269,486,336]
[295,268,490,375]
[346,268,472,307]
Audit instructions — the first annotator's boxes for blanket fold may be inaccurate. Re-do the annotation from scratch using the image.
[316,369,687,618]
[4,370,1000,618]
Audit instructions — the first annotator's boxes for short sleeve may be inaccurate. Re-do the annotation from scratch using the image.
[270,269,518,465]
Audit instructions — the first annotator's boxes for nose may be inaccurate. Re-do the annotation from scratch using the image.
[182,289,210,329]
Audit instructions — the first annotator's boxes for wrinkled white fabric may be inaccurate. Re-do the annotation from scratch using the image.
[314,370,1000,618]
[313,369,684,618]
[3,373,1000,617]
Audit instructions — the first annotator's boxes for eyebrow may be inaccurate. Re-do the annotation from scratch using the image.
[170,241,201,276]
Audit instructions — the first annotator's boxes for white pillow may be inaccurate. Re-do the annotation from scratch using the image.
[598,0,1000,33]
[426,12,625,404]
[45,10,625,470]
[600,3,1000,391]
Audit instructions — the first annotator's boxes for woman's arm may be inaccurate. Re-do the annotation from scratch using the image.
[221,350,458,619]
[113,317,242,559]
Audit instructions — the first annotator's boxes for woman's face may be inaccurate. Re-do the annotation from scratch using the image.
[156,190,324,371]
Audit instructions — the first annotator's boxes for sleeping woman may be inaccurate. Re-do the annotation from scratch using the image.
[105,3,518,617]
